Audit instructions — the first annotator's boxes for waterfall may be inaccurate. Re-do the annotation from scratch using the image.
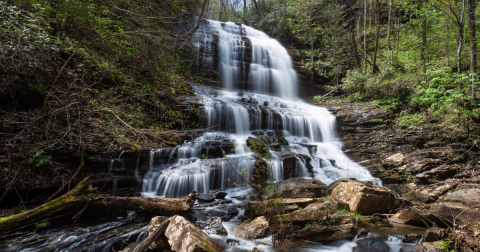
[138,19,377,197]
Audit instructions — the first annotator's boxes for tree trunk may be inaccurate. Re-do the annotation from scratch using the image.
[458,0,466,73]
[387,0,392,50]
[357,10,362,38]
[372,0,380,73]
[445,19,450,67]
[348,4,361,69]
[244,0,247,18]
[309,20,315,83]
[468,0,477,99]
[364,0,368,69]
[458,25,465,73]
[422,17,427,73]
[252,0,262,21]
[0,177,197,236]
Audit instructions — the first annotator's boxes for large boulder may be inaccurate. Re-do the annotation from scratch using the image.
[165,215,225,252]
[233,216,269,239]
[149,216,171,252]
[423,227,447,242]
[208,189,227,199]
[330,179,404,215]
[353,238,390,252]
[430,186,480,226]
[197,217,228,236]
[382,153,406,168]
[400,241,441,252]
[244,198,319,219]
[265,178,330,199]
[276,198,340,224]
[197,194,215,203]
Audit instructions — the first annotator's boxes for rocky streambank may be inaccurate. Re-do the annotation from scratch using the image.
[324,104,480,251]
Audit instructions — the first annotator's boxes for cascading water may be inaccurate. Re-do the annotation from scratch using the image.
[141,19,378,198]
[0,19,421,252]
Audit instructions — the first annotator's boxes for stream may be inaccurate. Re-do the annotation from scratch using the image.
[0,19,426,252]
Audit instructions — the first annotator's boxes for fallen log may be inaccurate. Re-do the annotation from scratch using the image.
[0,176,92,235]
[87,190,198,217]
[0,177,198,236]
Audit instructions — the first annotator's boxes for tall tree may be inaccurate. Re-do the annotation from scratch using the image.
[468,0,477,99]
[346,0,361,69]
[387,0,393,50]
[372,0,380,73]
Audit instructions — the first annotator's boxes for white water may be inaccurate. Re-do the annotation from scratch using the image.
[141,19,377,198]
[0,19,414,252]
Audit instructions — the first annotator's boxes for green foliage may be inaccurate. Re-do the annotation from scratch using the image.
[398,112,424,129]
[28,151,52,168]
[438,240,453,252]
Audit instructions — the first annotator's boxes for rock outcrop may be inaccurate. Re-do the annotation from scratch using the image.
[330,179,404,215]
[164,215,225,252]
[234,216,270,239]
[276,198,340,224]
[430,186,480,226]
[265,178,330,199]
[197,217,228,236]
[382,153,406,168]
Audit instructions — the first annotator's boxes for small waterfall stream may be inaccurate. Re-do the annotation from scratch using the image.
[0,19,422,252]
[141,20,378,198]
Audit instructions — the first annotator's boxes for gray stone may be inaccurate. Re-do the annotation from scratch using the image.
[165,215,225,252]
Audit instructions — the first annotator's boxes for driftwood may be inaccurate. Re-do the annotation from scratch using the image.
[0,177,197,236]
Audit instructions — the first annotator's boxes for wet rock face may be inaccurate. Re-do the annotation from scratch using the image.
[164,215,225,252]
[275,151,313,179]
[353,238,390,252]
[208,189,227,199]
[197,194,215,203]
[266,178,330,199]
[234,216,269,239]
[197,217,228,236]
[330,179,404,215]
[201,140,236,158]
